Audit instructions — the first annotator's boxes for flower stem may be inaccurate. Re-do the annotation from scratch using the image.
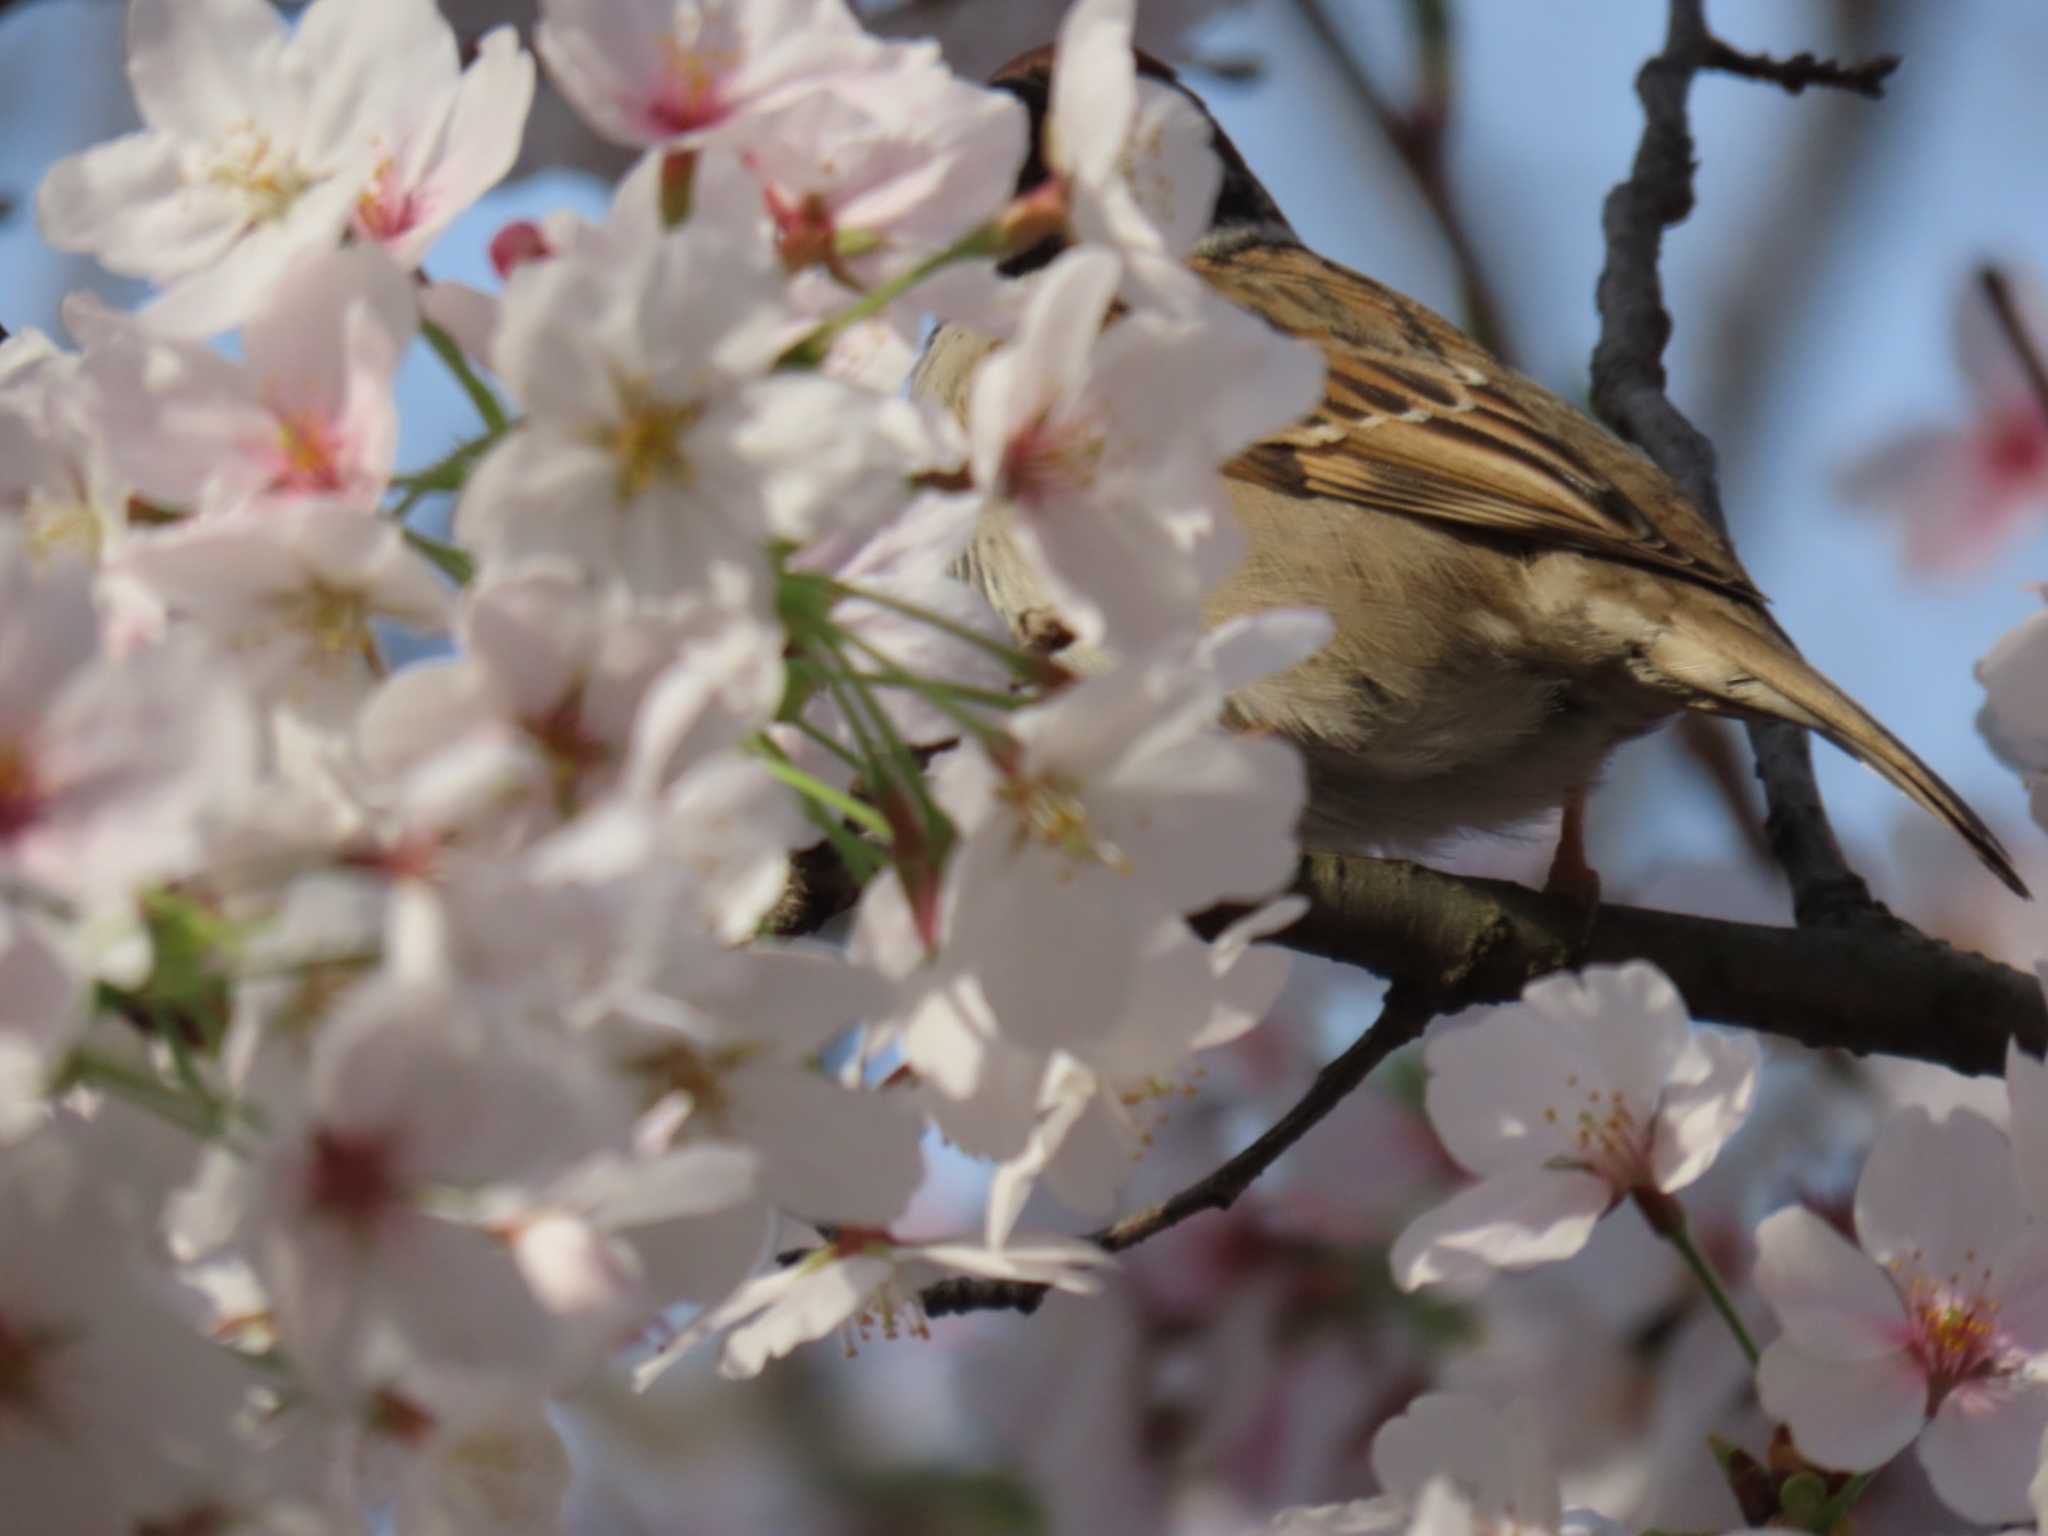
[751,743,893,841]
[403,527,476,586]
[777,223,1005,370]
[420,318,509,435]
[1633,1187,1760,1367]
[826,580,1052,684]
[1809,1469,1873,1533]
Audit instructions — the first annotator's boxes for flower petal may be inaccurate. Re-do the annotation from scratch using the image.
[1389,1166,1609,1292]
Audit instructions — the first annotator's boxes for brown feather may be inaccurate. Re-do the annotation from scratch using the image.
[1200,243,1765,604]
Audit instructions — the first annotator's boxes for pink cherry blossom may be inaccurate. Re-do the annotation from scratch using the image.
[350,27,536,270]
[1392,963,1759,1292]
[174,970,650,1393]
[725,54,1026,286]
[0,533,259,903]
[1837,269,2048,575]
[1754,1098,2048,1525]
[74,246,416,516]
[537,0,881,149]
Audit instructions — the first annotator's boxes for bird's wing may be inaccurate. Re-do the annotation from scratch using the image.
[1195,241,1766,606]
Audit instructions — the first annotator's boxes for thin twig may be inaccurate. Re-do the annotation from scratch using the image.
[924,985,1440,1318]
[1700,36,1899,98]
[1292,0,1511,359]
[1980,265,2048,429]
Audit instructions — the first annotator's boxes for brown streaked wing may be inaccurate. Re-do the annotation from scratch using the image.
[1193,242,1765,606]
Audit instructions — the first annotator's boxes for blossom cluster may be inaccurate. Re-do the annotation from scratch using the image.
[1,0,1331,1527]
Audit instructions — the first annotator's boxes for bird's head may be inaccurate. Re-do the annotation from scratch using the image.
[982,43,1297,275]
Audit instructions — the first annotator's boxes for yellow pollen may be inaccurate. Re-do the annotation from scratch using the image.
[279,583,374,657]
[24,492,103,565]
[600,380,701,503]
[208,125,317,225]
[997,773,1130,873]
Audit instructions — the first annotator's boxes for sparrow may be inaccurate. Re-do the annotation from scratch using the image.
[914,46,2026,900]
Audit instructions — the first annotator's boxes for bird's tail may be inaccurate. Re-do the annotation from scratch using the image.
[1648,605,2028,898]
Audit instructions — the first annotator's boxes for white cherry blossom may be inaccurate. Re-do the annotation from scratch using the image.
[1392,963,1759,1292]
[639,1226,1111,1383]
[39,0,526,335]
[0,908,86,1144]
[117,504,455,730]
[356,566,769,844]
[968,246,1325,653]
[1754,1097,2048,1526]
[0,329,130,565]
[456,215,939,602]
[1041,0,1226,268]
[1248,1394,1630,1535]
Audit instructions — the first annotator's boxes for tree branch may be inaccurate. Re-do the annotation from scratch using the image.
[1700,36,1899,99]
[1589,0,1891,926]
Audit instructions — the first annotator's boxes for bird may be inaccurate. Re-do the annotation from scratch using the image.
[913,45,2027,902]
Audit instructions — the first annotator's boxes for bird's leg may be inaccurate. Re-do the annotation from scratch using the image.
[1544,783,1603,909]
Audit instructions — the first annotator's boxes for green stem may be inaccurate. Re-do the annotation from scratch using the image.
[826,580,1046,682]
[834,627,1017,739]
[777,223,1005,370]
[1653,1202,1761,1367]
[753,749,893,841]
[1809,1470,1873,1533]
[64,1047,223,1142]
[403,527,476,586]
[421,319,509,435]
[788,715,866,773]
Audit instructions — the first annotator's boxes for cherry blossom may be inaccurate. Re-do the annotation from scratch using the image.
[117,504,455,730]
[455,213,942,603]
[0,908,86,1144]
[0,329,130,565]
[73,247,416,516]
[1753,1099,2048,1525]
[1977,593,2048,833]
[1838,269,2048,575]
[1392,963,1759,1292]
[640,1226,1112,1382]
[172,970,652,1393]
[38,0,530,335]
[724,54,1026,288]
[537,0,883,149]
[356,566,766,844]
[0,1123,264,1533]
[966,245,1325,653]
[1250,1394,1631,1535]
[0,533,259,903]
[350,27,537,270]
